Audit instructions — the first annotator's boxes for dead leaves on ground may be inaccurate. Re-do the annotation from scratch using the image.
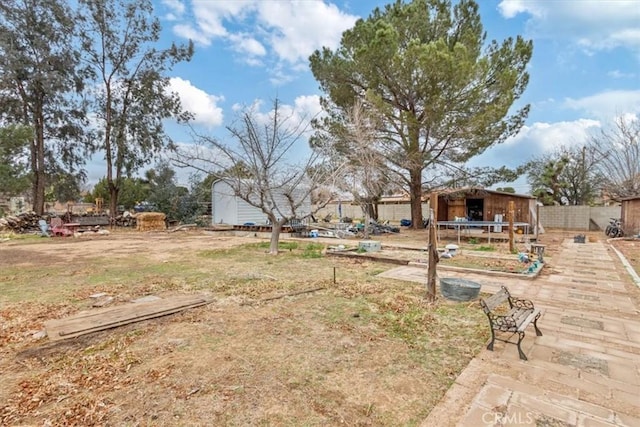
[1,333,142,426]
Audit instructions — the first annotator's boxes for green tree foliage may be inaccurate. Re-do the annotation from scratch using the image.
[189,173,216,215]
[441,165,525,189]
[46,170,85,203]
[78,0,194,217]
[90,177,150,210]
[526,145,603,205]
[0,0,89,214]
[0,125,32,196]
[309,0,532,228]
[145,162,191,222]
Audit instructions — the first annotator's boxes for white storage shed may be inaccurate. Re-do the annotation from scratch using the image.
[211,179,311,225]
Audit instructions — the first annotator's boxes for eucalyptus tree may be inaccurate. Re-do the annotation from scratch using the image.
[0,125,32,197]
[0,0,89,214]
[310,0,532,228]
[78,0,194,216]
[89,176,150,210]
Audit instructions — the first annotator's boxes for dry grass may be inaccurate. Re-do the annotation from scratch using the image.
[0,231,487,426]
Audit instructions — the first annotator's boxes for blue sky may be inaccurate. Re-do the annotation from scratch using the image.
[87,0,640,194]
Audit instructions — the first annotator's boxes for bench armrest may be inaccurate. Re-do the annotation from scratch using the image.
[486,313,518,332]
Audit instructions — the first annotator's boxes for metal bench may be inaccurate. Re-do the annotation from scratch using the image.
[479,286,543,360]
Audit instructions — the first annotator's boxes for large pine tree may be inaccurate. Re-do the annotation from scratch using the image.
[310,0,532,227]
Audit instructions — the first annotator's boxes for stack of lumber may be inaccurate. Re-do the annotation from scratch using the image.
[0,211,43,233]
[45,295,212,341]
[136,212,166,231]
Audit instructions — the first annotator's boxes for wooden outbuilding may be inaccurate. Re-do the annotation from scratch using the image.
[621,196,640,236]
[435,187,537,225]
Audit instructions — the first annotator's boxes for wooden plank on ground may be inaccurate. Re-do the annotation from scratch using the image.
[45,295,212,341]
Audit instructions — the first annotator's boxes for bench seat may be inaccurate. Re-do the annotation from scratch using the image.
[479,286,543,360]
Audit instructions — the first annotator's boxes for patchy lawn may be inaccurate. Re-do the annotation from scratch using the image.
[0,231,487,426]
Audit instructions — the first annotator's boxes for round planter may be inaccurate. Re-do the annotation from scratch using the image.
[439,277,482,302]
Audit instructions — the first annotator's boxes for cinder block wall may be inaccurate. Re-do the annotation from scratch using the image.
[538,206,621,230]
[314,203,428,222]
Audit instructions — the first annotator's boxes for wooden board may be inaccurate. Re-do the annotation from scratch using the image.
[45,295,212,341]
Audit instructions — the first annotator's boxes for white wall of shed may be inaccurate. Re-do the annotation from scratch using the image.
[213,180,310,225]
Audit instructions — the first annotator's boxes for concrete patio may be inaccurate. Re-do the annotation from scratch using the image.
[380,238,640,426]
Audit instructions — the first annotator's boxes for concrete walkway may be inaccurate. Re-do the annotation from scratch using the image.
[382,239,640,426]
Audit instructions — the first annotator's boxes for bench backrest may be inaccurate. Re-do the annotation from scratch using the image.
[479,286,511,313]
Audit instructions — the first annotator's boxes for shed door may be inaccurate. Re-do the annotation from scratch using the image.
[447,199,466,221]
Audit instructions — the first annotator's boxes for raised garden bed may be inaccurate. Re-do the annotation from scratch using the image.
[326,245,544,278]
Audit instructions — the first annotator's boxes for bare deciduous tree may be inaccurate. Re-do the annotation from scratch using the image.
[315,99,390,239]
[174,99,334,255]
[591,116,640,200]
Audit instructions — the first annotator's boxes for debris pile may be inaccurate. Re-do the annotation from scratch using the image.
[0,211,43,233]
[113,211,136,227]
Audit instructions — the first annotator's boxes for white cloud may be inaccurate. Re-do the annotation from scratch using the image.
[173,24,211,46]
[228,33,267,62]
[268,66,296,86]
[498,0,640,54]
[563,90,640,120]
[472,118,602,186]
[190,0,256,39]
[162,0,185,15]
[498,0,544,19]
[232,96,321,137]
[507,119,601,152]
[293,95,323,118]
[256,1,357,64]
[607,70,637,79]
[168,77,224,127]
[171,1,358,81]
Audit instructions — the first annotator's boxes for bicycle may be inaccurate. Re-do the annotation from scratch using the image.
[605,218,623,238]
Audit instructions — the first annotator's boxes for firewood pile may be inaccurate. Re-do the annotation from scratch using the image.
[113,212,136,227]
[0,211,46,233]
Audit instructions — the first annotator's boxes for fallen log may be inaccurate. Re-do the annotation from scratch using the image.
[168,223,197,233]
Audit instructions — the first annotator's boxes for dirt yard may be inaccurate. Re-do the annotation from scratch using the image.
[0,227,638,426]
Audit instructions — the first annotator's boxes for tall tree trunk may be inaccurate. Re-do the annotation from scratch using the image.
[33,109,46,215]
[109,184,119,219]
[410,168,423,230]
